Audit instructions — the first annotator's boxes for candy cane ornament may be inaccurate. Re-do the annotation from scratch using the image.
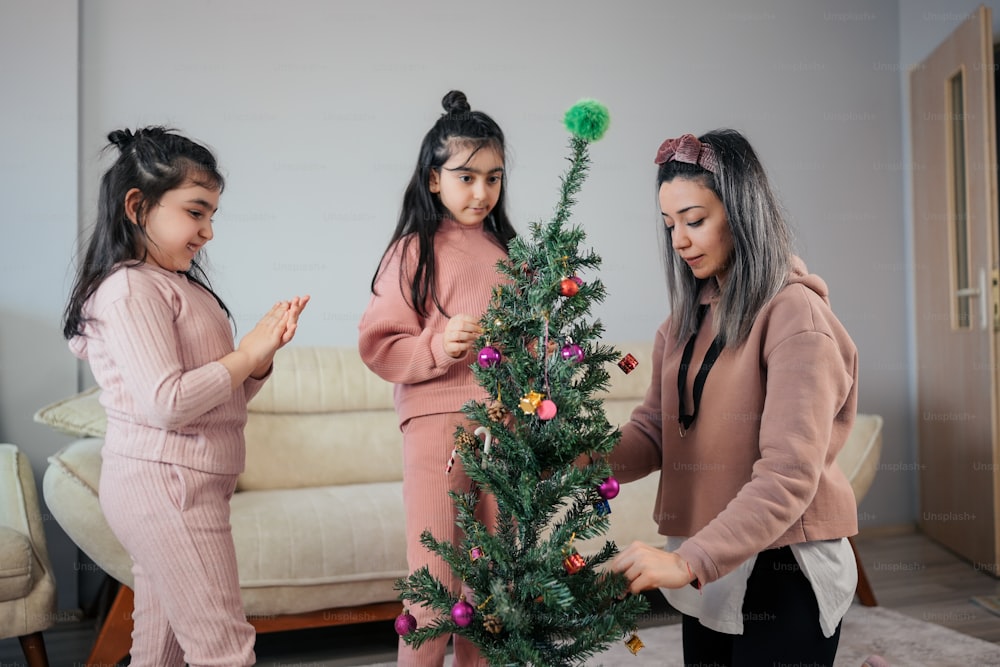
[474,426,493,468]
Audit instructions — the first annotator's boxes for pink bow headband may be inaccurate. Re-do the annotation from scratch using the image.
[654,134,718,174]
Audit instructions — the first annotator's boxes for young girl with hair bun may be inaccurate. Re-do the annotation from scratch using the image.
[64,126,308,667]
[359,90,516,666]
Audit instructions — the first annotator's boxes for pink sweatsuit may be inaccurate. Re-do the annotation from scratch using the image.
[359,218,507,667]
[69,262,266,667]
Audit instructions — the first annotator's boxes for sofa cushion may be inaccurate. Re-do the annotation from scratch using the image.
[33,387,106,438]
[0,526,32,601]
[249,346,395,414]
[230,481,408,586]
[240,412,404,491]
[43,439,134,588]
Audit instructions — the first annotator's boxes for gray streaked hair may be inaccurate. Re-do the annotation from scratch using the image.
[657,129,793,348]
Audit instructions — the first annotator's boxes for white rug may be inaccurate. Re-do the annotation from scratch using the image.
[355,605,1000,667]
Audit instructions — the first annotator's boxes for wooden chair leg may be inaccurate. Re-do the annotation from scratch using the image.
[86,583,134,667]
[18,631,50,667]
[849,535,878,607]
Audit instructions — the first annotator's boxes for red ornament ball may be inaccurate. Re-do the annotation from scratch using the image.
[559,278,580,297]
[598,476,620,500]
[560,343,585,362]
[477,346,502,368]
[394,611,417,636]
[451,599,475,627]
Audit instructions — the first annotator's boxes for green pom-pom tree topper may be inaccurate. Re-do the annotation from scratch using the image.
[395,99,647,666]
[564,99,611,142]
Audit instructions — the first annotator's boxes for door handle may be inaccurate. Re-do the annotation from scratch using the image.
[954,268,988,329]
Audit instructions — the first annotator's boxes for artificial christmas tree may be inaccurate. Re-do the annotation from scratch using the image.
[395,99,648,666]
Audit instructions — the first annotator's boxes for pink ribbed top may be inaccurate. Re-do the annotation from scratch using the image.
[358,219,508,425]
[69,263,267,474]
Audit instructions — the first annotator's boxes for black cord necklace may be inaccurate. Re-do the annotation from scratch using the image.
[677,304,725,437]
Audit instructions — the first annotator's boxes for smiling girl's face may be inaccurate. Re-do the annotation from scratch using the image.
[126,179,220,272]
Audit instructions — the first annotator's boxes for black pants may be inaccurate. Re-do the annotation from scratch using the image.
[682,546,842,667]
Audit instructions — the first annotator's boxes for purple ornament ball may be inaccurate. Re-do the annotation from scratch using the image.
[598,476,620,500]
[560,343,585,363]
[394,612,417,636]
[451,599,475,627]
[477,346,501,368]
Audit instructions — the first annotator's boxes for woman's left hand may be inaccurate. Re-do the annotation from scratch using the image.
[611,541,696,593]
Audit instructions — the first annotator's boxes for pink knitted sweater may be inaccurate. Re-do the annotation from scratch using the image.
[69,263,267,474]
[608,257,859,586]
[358,219,508,424]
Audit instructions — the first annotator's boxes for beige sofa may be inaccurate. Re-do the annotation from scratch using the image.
[36,342,883,666]
[36,342,665,666]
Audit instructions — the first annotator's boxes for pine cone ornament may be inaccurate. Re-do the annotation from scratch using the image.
[455,431,478,449]
[487,402,508,422]
[484,614,504,634]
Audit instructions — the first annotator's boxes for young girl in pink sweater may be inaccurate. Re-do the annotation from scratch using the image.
[358,90,517,667]
[63,127,308,667]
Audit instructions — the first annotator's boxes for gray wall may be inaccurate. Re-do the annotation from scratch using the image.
[3,0,962,610]
[1,0,83,609]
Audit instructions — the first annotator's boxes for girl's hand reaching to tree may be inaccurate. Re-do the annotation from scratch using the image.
[611,541,697,594]
[443,313,482,358]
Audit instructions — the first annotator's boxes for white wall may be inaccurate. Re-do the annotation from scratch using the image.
[0,0,82,610]
[4,0,914,608]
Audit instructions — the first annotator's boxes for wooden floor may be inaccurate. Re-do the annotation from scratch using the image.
[852,529,1000,644]
[2,528,998,666]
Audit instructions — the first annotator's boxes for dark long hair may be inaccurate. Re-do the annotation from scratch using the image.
[63,127,228,339]
[658,129,792,348]
[370,90,517,318]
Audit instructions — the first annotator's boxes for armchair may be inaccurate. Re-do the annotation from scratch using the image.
[0,443,57,667]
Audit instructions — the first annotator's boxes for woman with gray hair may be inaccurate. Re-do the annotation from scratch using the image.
[607,129,859,666]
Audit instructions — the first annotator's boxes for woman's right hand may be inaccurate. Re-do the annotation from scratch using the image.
[443,314,482,358]
[611,541,697,593]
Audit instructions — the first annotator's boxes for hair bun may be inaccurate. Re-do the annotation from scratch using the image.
[442,90,471,115]
[107,129,136,150]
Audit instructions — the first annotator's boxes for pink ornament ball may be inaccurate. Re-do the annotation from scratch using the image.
[571,276,584,287]
[560,343,585,363]
[394,611,417,636]
[598,476,620,500]
[477,346,502,368]
[451,599,475,627]
[536,399,558,420]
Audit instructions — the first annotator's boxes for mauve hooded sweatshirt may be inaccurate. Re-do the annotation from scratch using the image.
[608,256,859,586]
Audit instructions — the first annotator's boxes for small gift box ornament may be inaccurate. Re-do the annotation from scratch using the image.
[562,551,586,574]
[593,498,612,516]
[625,632,645,655]
[617,353,638,374]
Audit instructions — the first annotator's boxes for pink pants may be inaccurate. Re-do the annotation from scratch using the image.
[99,450,255,667]
[399,413,497,667]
